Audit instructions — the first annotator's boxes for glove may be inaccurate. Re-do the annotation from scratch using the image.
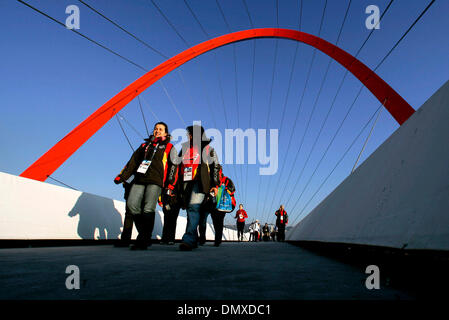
[210,187,218,196]
[162,189,175,201]
[114,176,123,184]
[162,187,176,208]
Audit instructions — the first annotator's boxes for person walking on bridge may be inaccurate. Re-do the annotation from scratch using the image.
[275,205,288,242]
[199,165,235,247]
[270,225,276,242]
[253,220,260,242]
[248,221,254,241]
[262,223,270,241]
[178,125,220,251]
[234,204,248,241]
[114,122,178,250]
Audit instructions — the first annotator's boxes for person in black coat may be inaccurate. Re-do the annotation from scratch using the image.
[262,223,270,241]
[114,122,178,250]
[177,125,220,251]
[275,205,288,242]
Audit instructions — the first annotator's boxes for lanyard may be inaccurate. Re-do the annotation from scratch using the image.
[145,142,159,162]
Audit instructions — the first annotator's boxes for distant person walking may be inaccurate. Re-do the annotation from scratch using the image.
[253,220,260,242]
[262,223,270,241]
[270,225,276,242]
[275,205,288,242]
[248,222,254,242]
[234,204,248,241]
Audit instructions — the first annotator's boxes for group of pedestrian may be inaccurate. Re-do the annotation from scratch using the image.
[114,122,228,251]
[113,121,291,250]
[248,220,260,241]
[246,205,289,242]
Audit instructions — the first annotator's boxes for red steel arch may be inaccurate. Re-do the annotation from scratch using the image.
[21,28,415,181]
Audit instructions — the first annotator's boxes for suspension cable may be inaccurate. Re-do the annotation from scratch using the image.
[262,0,327,224]
[215,0,246,203]
[289,102,383,226]
[139,95,161,122]
[78,0,169,59]
[17,0,148,73]
[181,0,219,130]
[47,175,79,191]
[214,0,243,205]
[255,0,281,221]
[17,0,195,156]
[80,0,188,128]
[174,0,220,129]
[267,0,351,222]
[117,112,145,140]
[158,80,187,127]
[373,0,436,73]
[351,106,383,173]
[277,0,395,221]
[286,0,435,226]
[115,114,135,152]
[137,96,150,137]
[181,0,243,204]
[242,0,256,213]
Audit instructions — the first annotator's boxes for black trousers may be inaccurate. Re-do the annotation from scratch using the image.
[199,211,225,244]
[162,206,180,243]
[277,225,286,241]
[236,221,245,240]
[120,212,134,242]
[253,231,259,242]
[133,212,155,247]
[211,212,225,244]
[118,182,137,244]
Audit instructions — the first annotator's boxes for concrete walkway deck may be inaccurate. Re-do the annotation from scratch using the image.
[0,242,413,300]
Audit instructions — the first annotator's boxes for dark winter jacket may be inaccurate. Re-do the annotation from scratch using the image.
[117,135,178,188]
[275,209,288,227]
[177,139,220,207]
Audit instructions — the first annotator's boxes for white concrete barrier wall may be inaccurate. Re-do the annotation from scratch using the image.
[287,80,449,251]
[0,172,239,241]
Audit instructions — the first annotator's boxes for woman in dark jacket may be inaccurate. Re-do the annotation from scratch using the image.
[114,122,178,250]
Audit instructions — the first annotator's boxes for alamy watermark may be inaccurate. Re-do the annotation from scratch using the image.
[365,265,380,290]
[170,121,278,176]
[65,265,80,290]
[365,5,380,30]
[65,5,80,30]
[63,4,382,34]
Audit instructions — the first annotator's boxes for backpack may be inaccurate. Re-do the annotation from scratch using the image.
[215,177,236,213]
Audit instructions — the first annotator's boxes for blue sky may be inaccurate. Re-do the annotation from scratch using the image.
[1,0,448,226]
